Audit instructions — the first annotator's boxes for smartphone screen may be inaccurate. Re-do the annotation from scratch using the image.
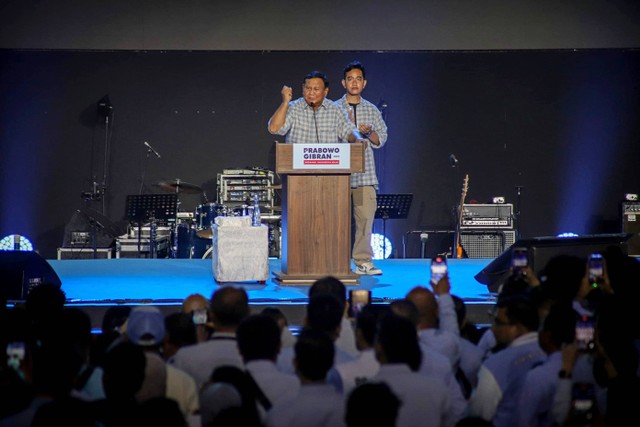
[511,247,529,269]
[588,253,604,284]
[571,382,595,418]
[192,309,208,325]
[575,315,595,351]
[430,256,448,284]
[348,289,372,318]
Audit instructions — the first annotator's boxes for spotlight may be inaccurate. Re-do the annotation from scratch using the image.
[371,233,392,260]
[0,234,34,251]
[624,193,638,201]
[492,197,505,204]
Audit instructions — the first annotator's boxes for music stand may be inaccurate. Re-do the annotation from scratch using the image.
[125,194,178,258]
[375,194,413,257]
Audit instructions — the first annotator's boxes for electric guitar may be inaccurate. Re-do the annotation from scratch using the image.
[455,174,469,259]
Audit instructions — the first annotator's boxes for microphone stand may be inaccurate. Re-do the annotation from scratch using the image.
[514,185,524,240]
[139,149,152,195]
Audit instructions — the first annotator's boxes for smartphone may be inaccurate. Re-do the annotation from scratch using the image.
[6,342,25,371]
[430,256,448,284]
[575,315,595,351]
[571,382,596,420]
[192,309,208,325]
[348,289,372,318]
[588,253,604,285]
[511,247,529,270]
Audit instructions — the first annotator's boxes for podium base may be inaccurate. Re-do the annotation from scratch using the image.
[273,271,360,286]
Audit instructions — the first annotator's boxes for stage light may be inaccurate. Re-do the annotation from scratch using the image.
[492,196,505,204]
[557,232,579,238]
[371,233,392,260]
[624,193,638,201]
[0,234,34,251]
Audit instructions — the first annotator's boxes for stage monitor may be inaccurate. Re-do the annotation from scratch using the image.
[475,233,633,293]
[0,251,62,301]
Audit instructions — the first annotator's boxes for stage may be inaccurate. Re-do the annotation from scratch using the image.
[45,257,497,330]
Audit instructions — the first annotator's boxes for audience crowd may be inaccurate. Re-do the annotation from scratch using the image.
[1,245,638,426]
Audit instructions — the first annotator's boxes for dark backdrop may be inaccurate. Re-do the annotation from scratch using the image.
[1,49,639,259]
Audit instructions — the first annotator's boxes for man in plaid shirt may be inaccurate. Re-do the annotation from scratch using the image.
[336,61,388,276]
[268,70,362,144]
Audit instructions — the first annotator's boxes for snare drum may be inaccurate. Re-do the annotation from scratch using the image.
[194,203,221,235]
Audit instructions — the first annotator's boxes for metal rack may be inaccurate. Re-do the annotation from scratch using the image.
[217,168,276,212]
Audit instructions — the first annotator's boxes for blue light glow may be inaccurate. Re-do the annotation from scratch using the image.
[556,232,579,238]
[0,234,34,251]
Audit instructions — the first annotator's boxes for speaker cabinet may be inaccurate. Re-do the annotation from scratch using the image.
[0,251,62,301]
[474,233,633,293]
[460,230,516,259]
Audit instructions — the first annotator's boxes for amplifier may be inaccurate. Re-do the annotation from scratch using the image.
[622,202,640,256]
[460,204,513,229]
[460,230,516,259]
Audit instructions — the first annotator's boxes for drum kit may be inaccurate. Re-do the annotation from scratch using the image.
[152,179,282,259]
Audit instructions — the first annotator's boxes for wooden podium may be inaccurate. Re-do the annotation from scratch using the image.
[274,143,365,285]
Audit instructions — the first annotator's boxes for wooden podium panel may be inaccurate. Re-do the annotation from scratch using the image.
[274,143,364,285]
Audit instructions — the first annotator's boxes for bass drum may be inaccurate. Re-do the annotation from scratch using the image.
[191,235,213,259]
[172,223,195,259]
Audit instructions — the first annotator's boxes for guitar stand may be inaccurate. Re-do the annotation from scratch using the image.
[125,194,178,258]
[375,194,413,258]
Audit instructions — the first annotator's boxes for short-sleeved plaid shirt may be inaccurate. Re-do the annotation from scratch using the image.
[275,97,355,144]
[335,95,388,189]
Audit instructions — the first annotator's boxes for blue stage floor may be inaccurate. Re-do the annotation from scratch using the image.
[47,257,497,328]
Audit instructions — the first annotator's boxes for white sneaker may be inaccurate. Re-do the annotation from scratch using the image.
[356,262,383,275]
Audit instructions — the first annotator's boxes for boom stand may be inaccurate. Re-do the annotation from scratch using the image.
[125,194,178,258]
[375,194,413,258]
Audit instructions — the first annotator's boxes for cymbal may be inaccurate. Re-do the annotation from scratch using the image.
[196,228,213,239]
[154,179,202,194]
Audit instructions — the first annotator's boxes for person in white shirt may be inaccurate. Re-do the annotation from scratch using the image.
[236,313,300,419]
[335,304,387,395]
[372,313,454,427]
[266,328,346,427]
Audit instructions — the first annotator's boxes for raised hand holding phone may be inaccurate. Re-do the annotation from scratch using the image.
[430,256,449,289]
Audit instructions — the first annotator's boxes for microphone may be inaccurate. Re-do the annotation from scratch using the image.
[144,141,161,158]
[449,154,458,168]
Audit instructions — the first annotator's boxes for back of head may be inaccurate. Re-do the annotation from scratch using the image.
[389,298,419,327]
[294,328,335,382]
[102,340,146,400]
[309,276,347,310]
[376,313,422,371]
[356,304,389,347]
[306,293,343,338]
[346,382,400,427]
[405,286,438,326]
[210,286,250,328]
[164,311,197,348]
[182,293,209,313]
[539,254,586,302]
[497,292,540,333]
[25,283,66,342]
[236,313,281,362]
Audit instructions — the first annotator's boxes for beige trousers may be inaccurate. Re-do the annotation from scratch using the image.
[352,186,377,266]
